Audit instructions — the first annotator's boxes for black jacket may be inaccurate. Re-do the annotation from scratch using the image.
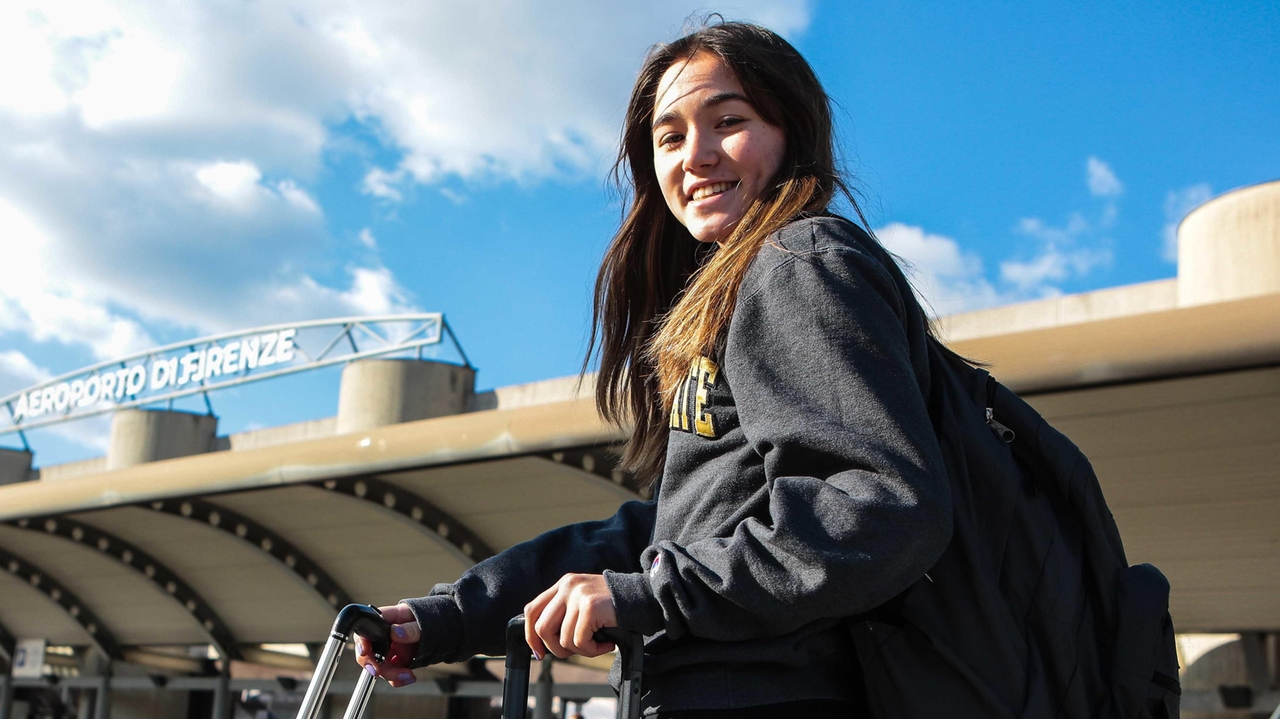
[403,216,952,713]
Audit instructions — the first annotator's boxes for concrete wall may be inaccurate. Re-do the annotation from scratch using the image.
[1178,179,1280,307]
[220,417,337,452]
[335,359,475,434]
[469,374,594,412]
[107,410,218,470]
[35,456,107,482]
[0,448,33,485]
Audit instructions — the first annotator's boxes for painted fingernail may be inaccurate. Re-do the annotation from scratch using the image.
[393,625,407,640]
[397,672,414,684]
[531,648,543,661]
[365,663,377,677]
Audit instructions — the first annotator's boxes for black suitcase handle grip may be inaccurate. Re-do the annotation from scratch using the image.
[332,604,393,662]
[503,616,643,719]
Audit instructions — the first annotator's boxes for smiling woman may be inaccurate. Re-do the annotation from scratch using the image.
[355,20,951,719]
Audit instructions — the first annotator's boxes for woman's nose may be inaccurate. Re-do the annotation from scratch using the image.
[681,128,718,173]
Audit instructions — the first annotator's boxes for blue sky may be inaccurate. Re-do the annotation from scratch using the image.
[0,0,1276,466]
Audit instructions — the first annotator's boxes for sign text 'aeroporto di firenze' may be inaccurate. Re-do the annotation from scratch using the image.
[0,314,452,435]
[12,329,298,422]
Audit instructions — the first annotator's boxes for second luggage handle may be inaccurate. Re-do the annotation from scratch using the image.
[504,616,643,719]
[296,604,394,719]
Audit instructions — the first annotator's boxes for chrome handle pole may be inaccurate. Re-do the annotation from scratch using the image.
[341,669,377,719]
[295,635,345,719]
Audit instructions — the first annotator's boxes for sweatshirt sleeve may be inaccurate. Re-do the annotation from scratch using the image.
[402,497,656,666]
[604,228,952,641]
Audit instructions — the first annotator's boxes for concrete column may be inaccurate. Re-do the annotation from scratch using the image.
[0,448,33,485]
[0,674,12,719]
[210,671,229,719]
[106,410,217,471]
[77,687,93,719]
[1177,179,1280,307]
[533,659,554,719]
[92,676,110,719]
[335,360,475,434]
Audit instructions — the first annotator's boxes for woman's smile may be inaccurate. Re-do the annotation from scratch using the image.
[689,180,739,202]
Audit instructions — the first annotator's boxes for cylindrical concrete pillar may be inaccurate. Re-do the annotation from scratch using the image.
[0,448,33,485]
[335,360,475,434]
[107,409,218,470]
[1177,179,1280,307]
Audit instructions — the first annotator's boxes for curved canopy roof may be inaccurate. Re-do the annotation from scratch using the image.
[0,272,1277,672]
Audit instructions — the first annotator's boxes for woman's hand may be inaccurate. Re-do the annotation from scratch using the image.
[354,603,420,687]
[524,573,618,659]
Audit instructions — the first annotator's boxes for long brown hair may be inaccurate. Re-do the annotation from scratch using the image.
[587,21,872,486]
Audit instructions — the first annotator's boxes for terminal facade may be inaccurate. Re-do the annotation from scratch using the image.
[1,180,1278,718]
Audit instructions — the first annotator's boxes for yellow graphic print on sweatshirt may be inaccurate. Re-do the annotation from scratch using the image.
[670,356,719,438]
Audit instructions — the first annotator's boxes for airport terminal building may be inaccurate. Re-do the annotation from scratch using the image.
[1,180,1278,718]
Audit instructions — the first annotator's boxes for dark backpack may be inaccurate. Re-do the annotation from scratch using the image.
[848,339,1181,719]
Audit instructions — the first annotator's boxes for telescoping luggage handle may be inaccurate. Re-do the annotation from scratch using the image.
[291,605,642,719]
[294,604,395,719]
[503,616,643,719]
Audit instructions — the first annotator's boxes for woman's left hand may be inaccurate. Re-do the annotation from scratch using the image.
[524,573,618,659]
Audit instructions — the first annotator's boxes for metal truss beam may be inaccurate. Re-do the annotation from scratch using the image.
[143,498,352,611]
[0,545,121,660]
[2,313,463,437]
[7,516,240,660]
[314,476,494,564]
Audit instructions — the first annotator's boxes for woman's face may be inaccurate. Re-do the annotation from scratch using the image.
[652,52,786,244]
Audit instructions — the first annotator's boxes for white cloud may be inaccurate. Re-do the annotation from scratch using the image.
[277,180,321,215]
[0,0,810,397]
[196,160,265,207]
[0,198,156,359]
[876,215,1116,317]
[362,167,404,202]
[71,22,180,128]
[1086,156,1124,198]
[1162,183,1213,262]
[260,265,415,321]
[333,1,811,195]
[1001,213,1112,294]
[357,228,377,249]
[0,350,50,392]
[875,222,1000,315]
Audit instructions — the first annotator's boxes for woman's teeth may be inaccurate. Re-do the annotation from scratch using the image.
[691,182,736,201]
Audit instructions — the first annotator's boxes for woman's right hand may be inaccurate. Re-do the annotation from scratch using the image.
[354,603,421,687]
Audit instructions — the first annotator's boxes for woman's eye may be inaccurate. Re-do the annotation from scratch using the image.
[718,116,745,129]
[658,133,683,147]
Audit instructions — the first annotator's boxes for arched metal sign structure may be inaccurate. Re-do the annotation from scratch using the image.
[0,314,467,441]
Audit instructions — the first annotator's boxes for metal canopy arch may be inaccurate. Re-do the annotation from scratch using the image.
[314,476,495,565]
[537,444,647,499]
[7,516,240,660]
[143,498,353,611]
[1,313,468,437]
[0,546,121,660]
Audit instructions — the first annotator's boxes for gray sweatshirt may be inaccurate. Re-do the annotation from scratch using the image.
[403,216,952,714]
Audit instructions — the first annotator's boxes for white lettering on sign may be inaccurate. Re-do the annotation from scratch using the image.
[9,329,299,422]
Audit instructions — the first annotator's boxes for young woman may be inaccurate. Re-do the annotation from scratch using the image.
[358,21,951,718]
